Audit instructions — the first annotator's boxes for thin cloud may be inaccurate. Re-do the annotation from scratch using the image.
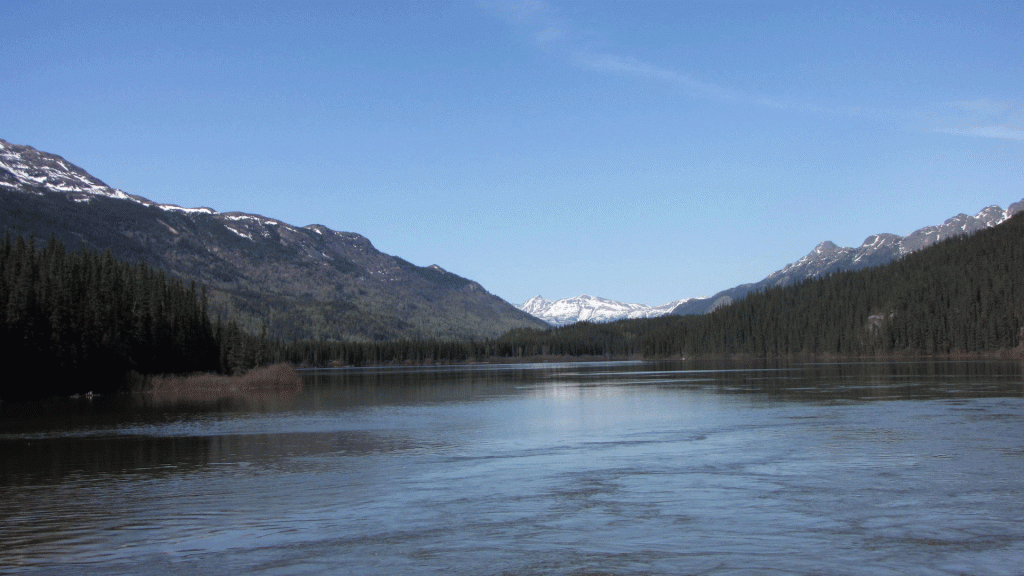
[485,2,1020,142]
[482,0,565,47]
[575,52,743,101]
[486,0,747,102]
[484,0,841,110]
[934,126,1024,141]
[924,99,1024,141]
[949,98,1017,117]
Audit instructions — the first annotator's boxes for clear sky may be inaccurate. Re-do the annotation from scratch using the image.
[5,1,1023,306]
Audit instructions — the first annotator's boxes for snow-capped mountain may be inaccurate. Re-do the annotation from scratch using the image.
[0,138,549,340]
[1,137,305,228]
[519,294,694,326]
[671,199,1024,316]
[759,203,1024,288]
[1,138,127,198]
[519,199,1024,325]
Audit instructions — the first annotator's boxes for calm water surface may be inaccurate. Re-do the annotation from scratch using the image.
[2,360,1024,575]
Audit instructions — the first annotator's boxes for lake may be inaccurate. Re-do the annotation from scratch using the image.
[2,360,1024,575]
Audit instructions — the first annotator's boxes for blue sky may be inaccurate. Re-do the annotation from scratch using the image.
[5,1,1023,306]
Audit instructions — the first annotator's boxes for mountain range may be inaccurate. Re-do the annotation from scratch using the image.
[519,295,693,327]
[6,137,1020,338]
[0,138,549,341]
[520,199,1024,325]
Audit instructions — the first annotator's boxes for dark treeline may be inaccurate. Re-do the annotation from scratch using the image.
[8,209,1024,397]
[666,209,1024,358]
[278,323,642,367]
[284,212,1024,366]
[0,234,273,400]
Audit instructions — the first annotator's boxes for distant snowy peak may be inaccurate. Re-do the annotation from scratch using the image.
[519,294,694,326]
[519,296,555,318]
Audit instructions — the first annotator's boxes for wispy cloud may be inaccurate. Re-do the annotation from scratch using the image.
[949,98,1017,117]
[484,2,1022,142]
[484,0,746,102]
[920,99,1024,141]
[574,53,744,101]
[934,125,1024,141]
[481,0,565,47]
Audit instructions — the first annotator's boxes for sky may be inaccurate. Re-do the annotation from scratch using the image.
[4,0,1023,306]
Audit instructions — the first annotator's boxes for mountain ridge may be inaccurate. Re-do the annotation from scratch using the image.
[669,199,1024,316]
[518,198,1024,326]
[0,138,549,340]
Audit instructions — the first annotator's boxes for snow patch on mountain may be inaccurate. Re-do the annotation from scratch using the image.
[162,205,217,215]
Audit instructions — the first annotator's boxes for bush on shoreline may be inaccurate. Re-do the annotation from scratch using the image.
[139,363,302,402]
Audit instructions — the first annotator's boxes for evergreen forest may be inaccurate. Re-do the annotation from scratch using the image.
[0,235,272,400]
[5,210,1024,400]
[284,211,1024,366]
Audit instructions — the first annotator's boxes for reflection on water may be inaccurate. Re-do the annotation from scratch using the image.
[0,434,213,485]
[2,360,1024,575]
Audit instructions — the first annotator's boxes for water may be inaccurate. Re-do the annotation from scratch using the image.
[2,360,1024,575]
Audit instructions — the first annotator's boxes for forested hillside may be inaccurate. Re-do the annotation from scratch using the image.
[7,207,1023,397]
[286,211,1024,365]
[666,208,1024,357]
[1,138,548,342]
[0,235,271,400]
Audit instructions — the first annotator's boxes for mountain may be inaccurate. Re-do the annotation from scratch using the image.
[519,294,693,326]
[670,199,1024,316]
[496,210,1024,360]
[520,201,1024,326]
[0,138,549,340]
